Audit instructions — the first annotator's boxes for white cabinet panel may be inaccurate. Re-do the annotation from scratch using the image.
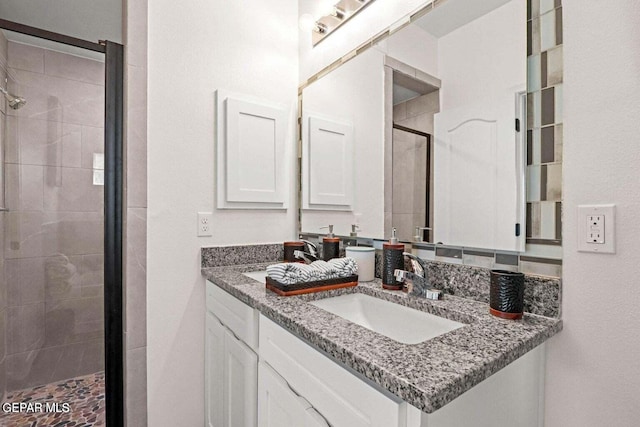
[260,315,404,427]
[424,344,545,427]
[206,281,259,352]
[205,313,225,427]
[258,361,310,427]
[215,90,288,209]
[205,306,258,427]
[305,407,331,427]
[225,328,258,427]
[302,115,354,210]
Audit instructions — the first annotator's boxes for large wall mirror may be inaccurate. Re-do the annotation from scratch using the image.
[300,0,527,252]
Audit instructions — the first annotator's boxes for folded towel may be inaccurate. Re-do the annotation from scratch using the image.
[266,257,358,285]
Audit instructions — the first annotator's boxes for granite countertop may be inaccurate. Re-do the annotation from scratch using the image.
[202,262,562,414]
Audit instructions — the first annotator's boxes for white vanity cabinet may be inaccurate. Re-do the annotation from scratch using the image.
[205,280,547,427]
[259,314,415,427]
[258,313,546,427]
[205,282,260,427]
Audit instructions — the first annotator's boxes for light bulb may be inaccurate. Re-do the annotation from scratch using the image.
[299,13,316,32]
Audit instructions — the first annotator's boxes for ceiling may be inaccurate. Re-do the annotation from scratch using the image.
[393,71,439,105]
[0,0,122,45]
[414,0,513,38]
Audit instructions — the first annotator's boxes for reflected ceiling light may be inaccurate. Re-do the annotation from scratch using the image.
[299,14,328,34]
[305,0,378,46]
[314,22,328,34]
[299,13,316,32]
[331,7,346,20]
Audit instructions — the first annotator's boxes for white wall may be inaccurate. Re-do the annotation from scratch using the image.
[545,1,640,426]
[437,0,525,111]
[377,24,439,77]
[147,0,298,425]
[299,0,432,81]
[301,48,385,238]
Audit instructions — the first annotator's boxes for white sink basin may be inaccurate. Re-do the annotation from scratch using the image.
[242,270,268,283]
[310,293,464,344]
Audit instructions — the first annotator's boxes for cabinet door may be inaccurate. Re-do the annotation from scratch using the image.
[305,407,331,427]
[224,328,258,427]
[258,362,310,427]
[206,313,225,427]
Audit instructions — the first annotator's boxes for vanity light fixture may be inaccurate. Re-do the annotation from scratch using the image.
[331,7,346,20]
[303,0,378,46]
[314,22,328,34]
[299,14,328,33]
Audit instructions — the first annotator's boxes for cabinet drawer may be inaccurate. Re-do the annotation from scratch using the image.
[259,315,406,427]
[207,280,259,351]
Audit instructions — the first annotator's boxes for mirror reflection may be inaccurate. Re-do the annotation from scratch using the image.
[300,0,526,252]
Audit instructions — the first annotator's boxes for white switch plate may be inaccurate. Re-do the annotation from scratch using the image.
[577,204,615,253]
[197,212,213,237]
[92,170,104,186]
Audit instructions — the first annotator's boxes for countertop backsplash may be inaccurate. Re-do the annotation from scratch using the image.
[202,243,561,318]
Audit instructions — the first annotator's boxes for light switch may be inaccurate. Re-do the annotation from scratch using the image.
[577,204,615,253]
[93,153,105,170]
[93,170,104,186]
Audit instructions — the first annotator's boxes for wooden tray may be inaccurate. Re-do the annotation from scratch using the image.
[265,275,358,296]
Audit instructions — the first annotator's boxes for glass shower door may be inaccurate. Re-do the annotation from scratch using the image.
[0,30,107,426]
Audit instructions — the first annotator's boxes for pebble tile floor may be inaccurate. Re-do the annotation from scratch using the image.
[0,372,105,426]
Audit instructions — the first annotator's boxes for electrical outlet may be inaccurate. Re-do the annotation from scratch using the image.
[577,205,615,253]
[197,212,213,237]
[587,215,604,243]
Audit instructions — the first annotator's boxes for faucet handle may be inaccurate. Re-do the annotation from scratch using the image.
[425,289,442,300]
[402,252,428,278]
[413,226,432,242]
[301,240,318,256]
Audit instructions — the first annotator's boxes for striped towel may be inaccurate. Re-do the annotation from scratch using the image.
[266,257,358,285]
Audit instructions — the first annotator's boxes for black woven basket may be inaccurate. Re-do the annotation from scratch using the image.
[490,270,525,319]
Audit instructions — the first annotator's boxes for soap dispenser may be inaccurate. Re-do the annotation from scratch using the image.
[321,225,340,261]
[382,228,405,290]
[350,224,360,237]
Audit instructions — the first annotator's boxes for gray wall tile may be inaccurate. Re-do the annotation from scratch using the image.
[125,208,147,350]
[125,346,147,427]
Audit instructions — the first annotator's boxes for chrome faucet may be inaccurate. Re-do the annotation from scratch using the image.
[293,250,318,263]
[394,252,442,300]
[301,240,318,257]
[294,240,320,263]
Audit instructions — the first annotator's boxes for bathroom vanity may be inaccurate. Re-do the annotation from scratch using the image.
[202,262,561,427]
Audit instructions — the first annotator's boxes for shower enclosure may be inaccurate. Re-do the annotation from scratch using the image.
[0,19,123,427]
[391,125,431,242]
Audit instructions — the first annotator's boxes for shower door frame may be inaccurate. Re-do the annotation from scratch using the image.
[0,19,125,427]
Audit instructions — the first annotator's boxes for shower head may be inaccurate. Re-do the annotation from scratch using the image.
[0,86,26,110]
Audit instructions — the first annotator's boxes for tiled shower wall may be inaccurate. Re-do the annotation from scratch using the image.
[391,92,439,242]
[526,0,563,243]
[0,29,8,404]
[3,41,105,391]
[124,0,149,424]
